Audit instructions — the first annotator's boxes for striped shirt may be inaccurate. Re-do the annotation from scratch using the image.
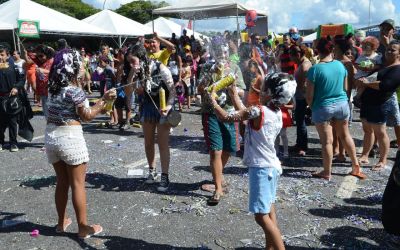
[47,86,87,125]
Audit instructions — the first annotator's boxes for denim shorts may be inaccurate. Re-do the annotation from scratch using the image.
[360,94,400,125]
[311,101,349,124]
[248,167,280,214]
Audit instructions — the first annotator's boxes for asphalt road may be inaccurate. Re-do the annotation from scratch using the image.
[0,98,397,250]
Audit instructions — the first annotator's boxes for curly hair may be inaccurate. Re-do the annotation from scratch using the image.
[48,48,82,95]
[362,36,380,50]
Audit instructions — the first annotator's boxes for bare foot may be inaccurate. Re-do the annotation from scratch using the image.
[78,224,103,239]
[358,156,369,164]
[56,217,72,233]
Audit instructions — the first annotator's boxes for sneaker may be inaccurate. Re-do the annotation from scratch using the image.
[0,144,3,151]
[144,169,158,184]
[157,174,170,192]
[10,144,18,152]
[119,123,130,131]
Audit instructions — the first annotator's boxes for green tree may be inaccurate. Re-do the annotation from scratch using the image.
[116,0,169,24]
[34,0,99,19]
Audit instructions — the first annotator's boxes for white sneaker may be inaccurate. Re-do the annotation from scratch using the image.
[144,170,158,184]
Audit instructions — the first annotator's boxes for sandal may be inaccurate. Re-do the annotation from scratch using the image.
[78,224,103,239]
[358,158,369,165]
[55,218,72,233]
[311,171,331,181]
[372,163,387,171]
[201,181,229,193]
[207,192,224,206]
[348,170,367,180]
[333,156,346,163]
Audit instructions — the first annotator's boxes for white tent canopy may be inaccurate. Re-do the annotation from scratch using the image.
[83,10,166,37]
[302,32,317,43]
[153,0,267,19]
[0,21,13,30]
[0,0,111,36]
[145,17,206,40]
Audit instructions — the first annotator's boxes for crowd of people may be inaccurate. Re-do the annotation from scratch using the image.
[0,18,399,248]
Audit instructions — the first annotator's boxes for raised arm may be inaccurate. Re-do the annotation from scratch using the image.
[155,33,175,53]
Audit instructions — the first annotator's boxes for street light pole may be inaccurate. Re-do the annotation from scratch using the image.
[368,0,371,27]
[103,0,107,10]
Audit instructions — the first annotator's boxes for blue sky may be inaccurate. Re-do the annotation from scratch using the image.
[83,0,400,32]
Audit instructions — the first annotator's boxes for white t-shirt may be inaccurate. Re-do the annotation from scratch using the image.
[243,105,283,173]
[354,52,382,79]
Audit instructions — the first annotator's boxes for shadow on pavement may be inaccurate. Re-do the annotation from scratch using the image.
[0,212,201,250]
[308,205,385,248]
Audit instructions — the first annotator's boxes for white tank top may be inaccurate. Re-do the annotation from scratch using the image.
[14,59,25,75]
[243,105,283,173]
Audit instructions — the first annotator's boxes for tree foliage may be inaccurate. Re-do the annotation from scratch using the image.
[116,0,169,24]
[34,0,99,19]
[0,0,99,19]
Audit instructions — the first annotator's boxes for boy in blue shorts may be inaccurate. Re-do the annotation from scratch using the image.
[208,73,296,250]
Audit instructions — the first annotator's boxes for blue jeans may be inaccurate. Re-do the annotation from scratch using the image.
[295,99,308,151]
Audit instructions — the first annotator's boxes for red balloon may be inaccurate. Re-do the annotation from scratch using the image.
[246,10,257,27]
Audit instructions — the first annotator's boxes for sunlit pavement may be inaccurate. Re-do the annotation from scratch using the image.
[0,102,396,249]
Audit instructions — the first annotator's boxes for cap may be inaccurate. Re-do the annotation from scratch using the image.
[379,19,395,29]
[184,44,191,51]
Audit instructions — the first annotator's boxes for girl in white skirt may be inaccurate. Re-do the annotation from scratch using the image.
[45,47,116,239]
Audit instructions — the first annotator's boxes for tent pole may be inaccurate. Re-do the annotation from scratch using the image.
[16,33,21,53]
[236,6,240,46]
[119,36,122,48]
[152,12,154,33]
[12,29,16,51]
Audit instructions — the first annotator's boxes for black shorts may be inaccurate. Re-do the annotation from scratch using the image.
[114,96,127,110]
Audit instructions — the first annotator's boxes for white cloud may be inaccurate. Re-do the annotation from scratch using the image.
[83,0,400,33]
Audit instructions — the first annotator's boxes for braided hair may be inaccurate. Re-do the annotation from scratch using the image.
[48,48,82,96]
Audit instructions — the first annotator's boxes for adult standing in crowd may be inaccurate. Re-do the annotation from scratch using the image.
[125,44,176,192]
[24,45,54,117]
[377,19,400,150]
[45,47,116,238]
[306,37,366,180]
[277,34,297,75]
[290,44,312,156]
[12,51,25,82]
[0,45,25,152]
[333,36,357,162]
[146,33,175,66]
[359,40,400,171]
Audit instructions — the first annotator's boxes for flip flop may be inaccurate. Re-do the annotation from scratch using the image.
[333,157,346,163]
[201,182,229,193]
[348,171,367,180]
[372,163,387,171]
[311,171,331,181]
[78,225,103,239]
[358,158,369,165]
[55,218,72,233]
[207,192,224,206]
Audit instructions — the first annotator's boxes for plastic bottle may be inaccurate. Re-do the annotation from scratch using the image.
[207,73,235,93]
[159,88,166,110]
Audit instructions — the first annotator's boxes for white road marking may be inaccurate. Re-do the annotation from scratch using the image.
[335,171,359,199]
[124,141,194,171]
